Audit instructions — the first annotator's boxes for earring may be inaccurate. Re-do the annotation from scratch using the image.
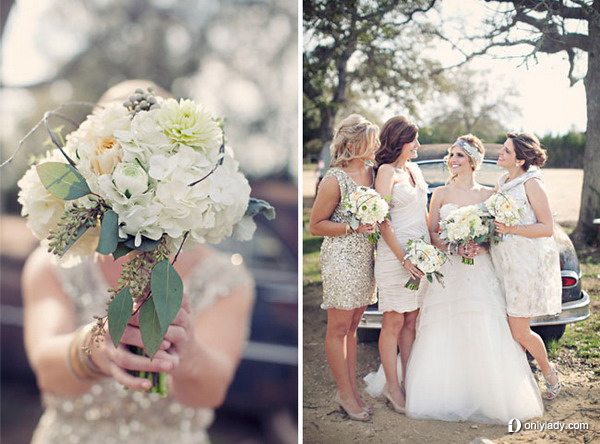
[515,163,520,167]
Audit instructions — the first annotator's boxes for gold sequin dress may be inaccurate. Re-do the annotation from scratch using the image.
[319,167,377,310]
[30,249,254,444]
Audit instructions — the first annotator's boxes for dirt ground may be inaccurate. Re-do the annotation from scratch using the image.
[302,286,600,444]
[303,167,599,443]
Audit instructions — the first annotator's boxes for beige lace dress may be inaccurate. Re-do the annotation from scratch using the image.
[318,166,377,310]
[30,250,254,444]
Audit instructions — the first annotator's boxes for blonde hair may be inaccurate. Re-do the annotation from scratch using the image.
[330,114,379,167]
[506,132,547,170]
[445,133,485,181]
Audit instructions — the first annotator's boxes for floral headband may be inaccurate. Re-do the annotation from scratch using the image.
[454,139,483,167]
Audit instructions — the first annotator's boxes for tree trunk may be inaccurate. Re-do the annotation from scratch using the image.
[572,10,600,246]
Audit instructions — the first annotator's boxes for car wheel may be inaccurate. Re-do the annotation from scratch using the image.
[357,329,380,343]
[532,324,566,345]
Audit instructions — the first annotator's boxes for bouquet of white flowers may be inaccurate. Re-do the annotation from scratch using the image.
[439,204,491,265]
[13,87,274,395]
[483,192,521,243]
[403,237,447,290]
[341,186,390,243]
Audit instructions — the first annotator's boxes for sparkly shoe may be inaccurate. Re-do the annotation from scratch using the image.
[382,386,406,414]
[334,392,370,421]
[543,363,561,400]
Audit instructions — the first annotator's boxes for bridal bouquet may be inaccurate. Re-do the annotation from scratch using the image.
[439,205,491,265]
[483,192,521,243]
[341,186,390,243]
[403,237,447,290]
[15,88,274,395]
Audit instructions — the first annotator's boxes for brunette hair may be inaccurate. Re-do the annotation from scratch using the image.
[375,116,418,166]
[506,132,547,170]
[330,114,379,167]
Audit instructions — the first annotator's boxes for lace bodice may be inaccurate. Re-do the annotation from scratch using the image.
[32,249,254,444]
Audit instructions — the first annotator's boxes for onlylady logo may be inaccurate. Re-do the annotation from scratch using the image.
[508,418,522,433]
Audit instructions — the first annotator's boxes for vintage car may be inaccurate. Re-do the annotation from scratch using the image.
[358,156,590,344]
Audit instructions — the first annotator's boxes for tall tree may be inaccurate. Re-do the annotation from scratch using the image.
[303,0,441,146]
[451,0,599,245]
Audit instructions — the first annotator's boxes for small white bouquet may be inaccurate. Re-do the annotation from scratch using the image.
[12,87,274,395]
[439,204,491,265]
[341,186,390,243]
[483,192,521,243]
[403,237,447,290]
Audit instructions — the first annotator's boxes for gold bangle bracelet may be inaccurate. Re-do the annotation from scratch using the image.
[66,324,106,381]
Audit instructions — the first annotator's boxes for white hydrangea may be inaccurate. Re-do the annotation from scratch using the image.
[440,205,490,244]
[405,238,446,274]
[485,193,521,226]
[342,186,389,226]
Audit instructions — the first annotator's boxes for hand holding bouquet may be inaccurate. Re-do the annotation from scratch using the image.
[403,237,447,290]
[13,87,274,395]
[483,192,521,242]
[341,186,390,243]
[439,205,491,265]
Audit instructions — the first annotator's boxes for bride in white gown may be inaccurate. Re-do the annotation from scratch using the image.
[366,134,544,424]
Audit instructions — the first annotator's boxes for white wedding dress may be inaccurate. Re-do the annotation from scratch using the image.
[365,203,544,424]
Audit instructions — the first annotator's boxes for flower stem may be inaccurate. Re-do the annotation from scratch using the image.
[404,277,421,290]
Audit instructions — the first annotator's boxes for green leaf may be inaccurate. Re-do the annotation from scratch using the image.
[36,162,91,200]
[97,210,119,255]
[112,243,133,260]
[107,287,133,348]
[123,236,160,252]
[245,198,276,220]
[63,224,90,254]
[139,297,163,358]
[151,259,183,336]
[426,274,433,283]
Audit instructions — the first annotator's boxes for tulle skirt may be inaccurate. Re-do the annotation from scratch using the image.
[365,255,544,424]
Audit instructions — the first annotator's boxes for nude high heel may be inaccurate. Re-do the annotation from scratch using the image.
[334,392,371,422]
[381,386,406,414]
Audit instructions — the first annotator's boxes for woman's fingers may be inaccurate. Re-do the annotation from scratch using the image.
[111,345,177,373]
[119,325,171,350]
[109,362,153,391]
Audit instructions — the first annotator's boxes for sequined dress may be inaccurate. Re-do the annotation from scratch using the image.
[319,167,377,310]
[490,168,562,317]
[31,250,254,444]
[374,162,430,313]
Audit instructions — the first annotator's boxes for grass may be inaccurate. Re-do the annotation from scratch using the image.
[558,245,600,375]
[303,206,322,293]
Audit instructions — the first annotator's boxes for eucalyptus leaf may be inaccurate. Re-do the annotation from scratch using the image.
[245,198,276,220]
[107,287,133,348]
[36,162,91,200]
[139,297,162,358]
[97,210,119,255]
[151,260,183,335]
[123,236,161,252]
[112,243,133,260]
[62,224,90,254]
[426,274,433,284]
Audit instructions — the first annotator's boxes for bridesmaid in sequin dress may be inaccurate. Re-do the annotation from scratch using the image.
[492,132,562,400]
[309,114,379,421]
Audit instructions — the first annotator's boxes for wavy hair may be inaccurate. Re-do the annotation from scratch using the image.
[506,132,547,170]
[444,134,485,181]
[375,116,418,167]
[330,114,379,168]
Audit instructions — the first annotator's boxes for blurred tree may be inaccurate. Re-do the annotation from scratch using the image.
[425,66,518,143]
[447,0,598,245]
[303,0,443,149]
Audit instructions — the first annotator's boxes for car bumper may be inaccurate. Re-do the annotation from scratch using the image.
[358,291,591,330]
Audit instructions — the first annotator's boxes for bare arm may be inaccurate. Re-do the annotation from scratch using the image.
[427,187,445,249]
[495,179,554,238]
[376,165,423,279]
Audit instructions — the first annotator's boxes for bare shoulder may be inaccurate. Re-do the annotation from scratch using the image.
[478,185,495,199]
[375,164,395,183]
[21,247,67,303]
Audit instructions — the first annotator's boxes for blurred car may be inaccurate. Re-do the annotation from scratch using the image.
[358,158,590,344]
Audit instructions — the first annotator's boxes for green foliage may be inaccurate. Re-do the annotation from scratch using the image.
[36,162,91,200]
[108,287,133,348]
[245,198,276,220]
[150,260,183,336]
[539,131,585,168]
[97,210,119,255]
[47,203,107,256]
[139,297,163,358]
